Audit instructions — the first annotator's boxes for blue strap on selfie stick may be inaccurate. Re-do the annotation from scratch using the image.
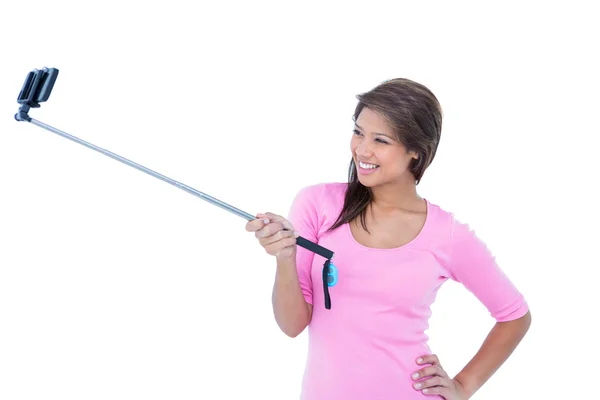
[14,67,336,309]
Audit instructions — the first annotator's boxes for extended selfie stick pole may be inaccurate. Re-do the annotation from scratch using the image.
[14,67,336,309]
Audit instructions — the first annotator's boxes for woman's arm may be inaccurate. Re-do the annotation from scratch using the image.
[441,216,532,397]
[272,256,312,338]
[454,310,532,398]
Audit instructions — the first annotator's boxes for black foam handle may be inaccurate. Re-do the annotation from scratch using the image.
[296,236,334,260]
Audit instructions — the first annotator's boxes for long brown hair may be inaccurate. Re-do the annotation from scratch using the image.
[327,78,443,233]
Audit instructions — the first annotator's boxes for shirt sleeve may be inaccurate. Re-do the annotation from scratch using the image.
[446,215,529,322]
[286,184,324,305]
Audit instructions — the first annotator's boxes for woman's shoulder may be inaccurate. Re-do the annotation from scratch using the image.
[422,198,489,255]
[293,181,347,209]
[288,182,347,230]
[296,181,347,194]
[424,198,454,226]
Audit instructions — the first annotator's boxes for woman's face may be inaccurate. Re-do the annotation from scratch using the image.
[350,107,418,187]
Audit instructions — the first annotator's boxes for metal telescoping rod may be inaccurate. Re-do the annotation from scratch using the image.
[25,118,334,260]
[29,118,256,220]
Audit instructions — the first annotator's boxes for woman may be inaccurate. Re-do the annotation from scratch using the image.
[245,78,531,399]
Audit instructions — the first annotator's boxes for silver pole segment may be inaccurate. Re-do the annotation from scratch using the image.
[28,118,257,221]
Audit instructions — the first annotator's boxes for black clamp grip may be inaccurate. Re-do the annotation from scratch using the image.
[15,67,59,122]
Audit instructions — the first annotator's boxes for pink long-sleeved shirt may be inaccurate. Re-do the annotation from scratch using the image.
[287,182,528,400]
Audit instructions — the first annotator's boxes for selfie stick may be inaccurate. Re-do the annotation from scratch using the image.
[13,67,336,309]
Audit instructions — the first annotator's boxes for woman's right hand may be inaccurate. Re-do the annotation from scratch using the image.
[245,212,300,261]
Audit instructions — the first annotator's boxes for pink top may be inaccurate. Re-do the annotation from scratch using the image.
[287,182,529,400]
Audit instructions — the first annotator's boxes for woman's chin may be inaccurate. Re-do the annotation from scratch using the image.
[357,172,378,187]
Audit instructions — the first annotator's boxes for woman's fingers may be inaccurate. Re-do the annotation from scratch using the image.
[259,225,298,246]
[247,212,299,258]
[255,213,298,238]
[245,215,270,233]
[264,236,299,257]
[262,212,294,230]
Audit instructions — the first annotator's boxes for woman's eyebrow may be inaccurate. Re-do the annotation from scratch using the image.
[354,123,394,139]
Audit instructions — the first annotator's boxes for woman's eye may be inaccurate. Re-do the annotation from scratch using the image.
[353,129,388,144]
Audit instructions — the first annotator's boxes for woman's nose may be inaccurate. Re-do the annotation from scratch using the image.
[355,142,373,157]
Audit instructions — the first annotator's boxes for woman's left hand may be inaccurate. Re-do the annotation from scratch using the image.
[411,354,468,399]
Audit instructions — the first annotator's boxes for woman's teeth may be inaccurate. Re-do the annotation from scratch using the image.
[359,161,379,169]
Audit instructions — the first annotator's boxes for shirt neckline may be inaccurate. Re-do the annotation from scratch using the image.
[343,197,431,251]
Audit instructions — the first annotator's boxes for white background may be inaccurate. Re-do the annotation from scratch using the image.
[1,1,598,399]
